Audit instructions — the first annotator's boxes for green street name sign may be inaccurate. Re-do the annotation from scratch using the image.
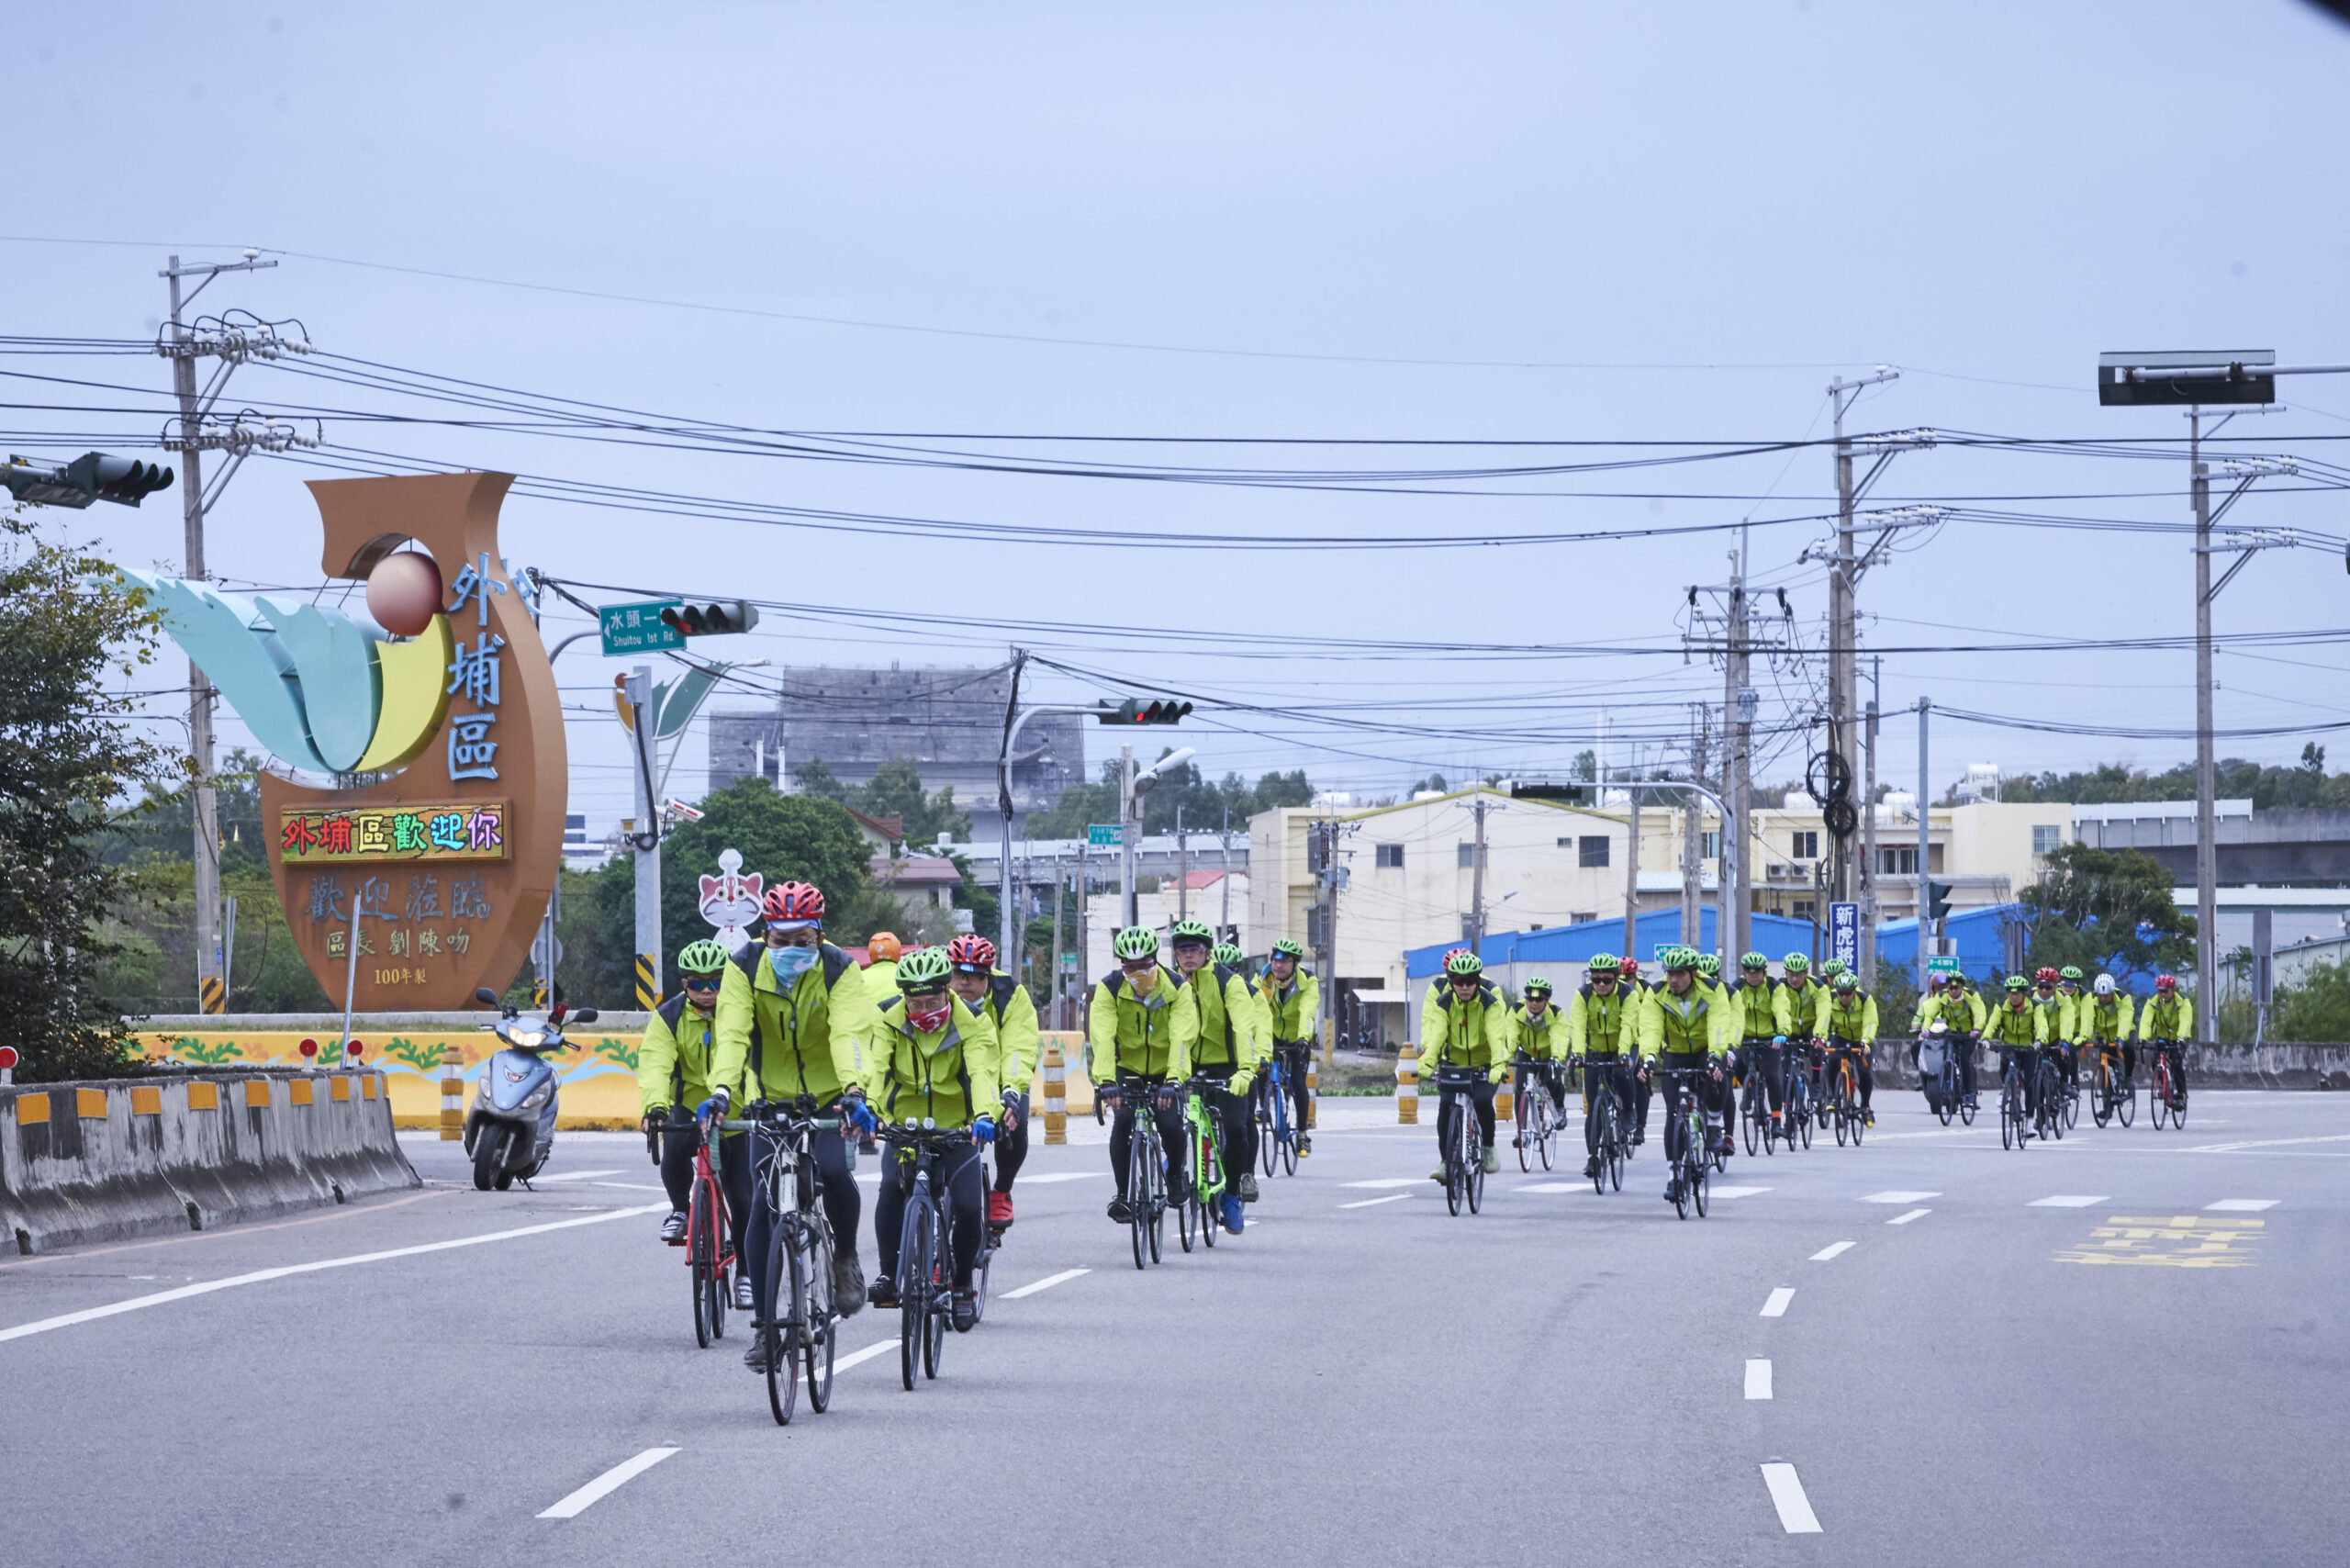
[1087,823,1124,847]
[1927,954,1960,976]
[600,600,685,656]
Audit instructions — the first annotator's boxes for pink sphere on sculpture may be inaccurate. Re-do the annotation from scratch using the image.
[366,551,442,637]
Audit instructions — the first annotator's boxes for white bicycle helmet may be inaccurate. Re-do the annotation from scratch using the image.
[2093,973,2115,996]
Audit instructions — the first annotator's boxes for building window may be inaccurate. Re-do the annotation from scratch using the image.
[1792,899,1817,921]
[2031,824,2064,856]
[1457,842,1485,869]
[1790,830,1819,859]
[1570,911,1596,925]
[1878,846,1917,876]
[1578,834,1610,868]
[1375,843,1404,868]
[1703,830,1720,859]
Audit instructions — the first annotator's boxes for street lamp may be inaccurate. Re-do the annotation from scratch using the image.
[1124,745,1196,925]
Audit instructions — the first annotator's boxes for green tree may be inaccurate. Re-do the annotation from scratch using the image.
[2014,843,2194,988]
[0,512,174,1080]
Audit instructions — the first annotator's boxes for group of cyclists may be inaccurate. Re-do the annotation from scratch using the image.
[1416,944,1879,1203]
[632,866,2201,1373]
[1911,962,2193,1136]
[633,878,1326,1375]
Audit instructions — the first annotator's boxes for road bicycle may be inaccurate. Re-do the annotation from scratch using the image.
[2148,1039,2188,1131]
[1998,1049,2043,1151]
[2087,1042,2134,1129]
[1255,1052,1298,1177]
[1784,1045,1816,1149]
[1919,1026,1977,1127]
[2034,1052,2067,1143]
[1823,1042,1867,1148]
[1579,1057,1626,1195]
[722,1100,844,1426]
[1738,1039,1785,1157]
[1657,1063,1714,1219]
[2053,1046,2081,1130]
[880,1122,970,1390]
[1512,1055,1558,1172]
[684,1116,735,1350]
[1180,1074,1230,1252]
[1432,1067,1488,1216]
[1106,1081,1170,1270]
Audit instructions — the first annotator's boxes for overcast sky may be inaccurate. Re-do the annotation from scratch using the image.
[9,1,2350,834]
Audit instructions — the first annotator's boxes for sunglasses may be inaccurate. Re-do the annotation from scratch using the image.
[682,975,720,991]
[1120,958,1156,972]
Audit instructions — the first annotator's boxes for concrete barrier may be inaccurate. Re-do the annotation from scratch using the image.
[0,1067,420,1255]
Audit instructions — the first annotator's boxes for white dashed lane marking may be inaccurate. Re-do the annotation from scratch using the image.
[1002,1269,1089,1299]
[1761,1288,1795,1317]
[1338,1193,1413,1210]
[1760,1463,1822,1533]
[2206,1198,2277,1211]
[1809,1241,1855,1262]
[1745,1360,1773,1399]
[1886,1208,1931,1226]
[1341,1179,1421,1190]
[539,1448,678,1519]
[1862,1190,1940,1204]
[2028,1195,2109,1207]
[1710,1186,1772,1200]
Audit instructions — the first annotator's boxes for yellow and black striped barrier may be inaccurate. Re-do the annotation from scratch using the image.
[200,976,226,1014]
[634,953,658,1009]
[439,1044,464,1141]
[1040,1044,1068,1145]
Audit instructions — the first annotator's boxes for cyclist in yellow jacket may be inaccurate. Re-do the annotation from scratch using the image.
[1171,919,1263,1231]
[1566,954,1639,1174]
[943,934,1038,1231]
[639,940,748,1297]
[708,880,876,1365]
[1420,949,1512,1179]
[1507,978,1571,1148]
[1091,926,1200,1222]
[2075,973,2136,1094]
[1637,946,1732,1192]
[2137,973,2193,1108]
[1821,971,1881,1125]
[1256,937,1320,1155]
[861,945,1000,1332]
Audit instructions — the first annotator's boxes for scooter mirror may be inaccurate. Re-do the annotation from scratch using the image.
[474,986,499,1005]
[571,1008,599,1025]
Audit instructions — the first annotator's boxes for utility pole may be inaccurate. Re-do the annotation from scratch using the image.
[1826,369,1898,908]
[1468,791,1491,953]
[1119,744,1138,926]
[1320,814,1341,1064]
[626,665,661,1008]
[1218,805,1234,937]
[1681,709,1707,950]
[1074,834,1090,1009]
[1176,803,1188,922]
[1862,656,1881,988]
[1726,542,1751,962]
[161,250,286,1013]
[2190,409,2219,1045]
[1048,853,1064,1025]
[1917,698,1931,991]
[1623,752,1641,947]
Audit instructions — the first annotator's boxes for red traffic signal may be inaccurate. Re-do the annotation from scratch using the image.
[1095,696,1193,726]
[659,600,760,637]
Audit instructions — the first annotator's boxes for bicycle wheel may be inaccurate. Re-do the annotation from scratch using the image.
[767,1226,801,1425]
[1468,1144,1485,1214]
[1693,1156,1710,1217]
[2000,1081,2019,1149]
[1146,1144,1165,1263]
[1936,1075,1954,1126]
[1178,1177,1197,1253]
[1608,1126,1624,1191]
[1852,1101,1866,1146]
[1539,1098,1557,1170]
[1672,1150,1691,1220]
[1958,1071,1975,1126]
[1203,1131,1224,1249]
[923,1212,946,1379]
[2092,1064,2111,1128]
[1444,1149,1463,1216]
[1259,1098,1278,1178]
[689,1181,718,1350]
[1833,1096,1849,1147]
[1741,1088,1760,1157]
[900,1202,930,1391]
[1281,1120,1298,1175]
[1590,1108,1607,1195]
[2065,1077,2080,1130]
[2117,1075,2134,1127]
[2151,1076,2171,1130]
[803,1221,835,1412]
[971,1237,991,1325]
[1127,1134,1150,1271]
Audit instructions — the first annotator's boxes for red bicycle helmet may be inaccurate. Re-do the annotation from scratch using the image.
[946,934,997,971]
[2034,966,2059,985]
[2154,972,2177,991]
[761,880,825,924]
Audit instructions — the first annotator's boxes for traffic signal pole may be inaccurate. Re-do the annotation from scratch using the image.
[1917,697,1930,991]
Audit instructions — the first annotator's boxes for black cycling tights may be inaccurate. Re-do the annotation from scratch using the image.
[1109,1086,1189,1198]
[992,1092,1030,1192]
[875,1138,985,1291]
[743,1123,859,1323]
[1435,1079,1498,1155]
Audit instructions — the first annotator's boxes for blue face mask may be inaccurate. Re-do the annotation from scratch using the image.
[768,945,818,986]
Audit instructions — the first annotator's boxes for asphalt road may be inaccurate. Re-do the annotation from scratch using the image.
[2,1086,2343,1567]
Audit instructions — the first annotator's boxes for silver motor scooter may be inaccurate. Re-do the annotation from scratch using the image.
[463,986,599,1191]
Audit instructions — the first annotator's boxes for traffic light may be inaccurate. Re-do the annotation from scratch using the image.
[1095,697,1192,725]
[1510,782,1589,803]
[659,599,760,637]
[1928,881,1954,922]
[4,452,174,509]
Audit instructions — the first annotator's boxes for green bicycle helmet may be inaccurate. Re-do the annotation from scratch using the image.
[1524,976,1554,996]
[1740,951,1770,970]
[1782,953,1810,974]
[1444,949,1484,977]
[1586,952,1621,974]
[1694,953,1722,979]
[2059,965,2083,982]
[1819,958,1848,978]
[1212,941,1246,968]
[677,938,731,975]
[1271,937,1304,958]
[895,945,951,990]
[1663,946,1696,972]
[1834,970,1859,991]
[1169,919,1214,946]
[1113,926,1160,962]
[2004,973,2031,991]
